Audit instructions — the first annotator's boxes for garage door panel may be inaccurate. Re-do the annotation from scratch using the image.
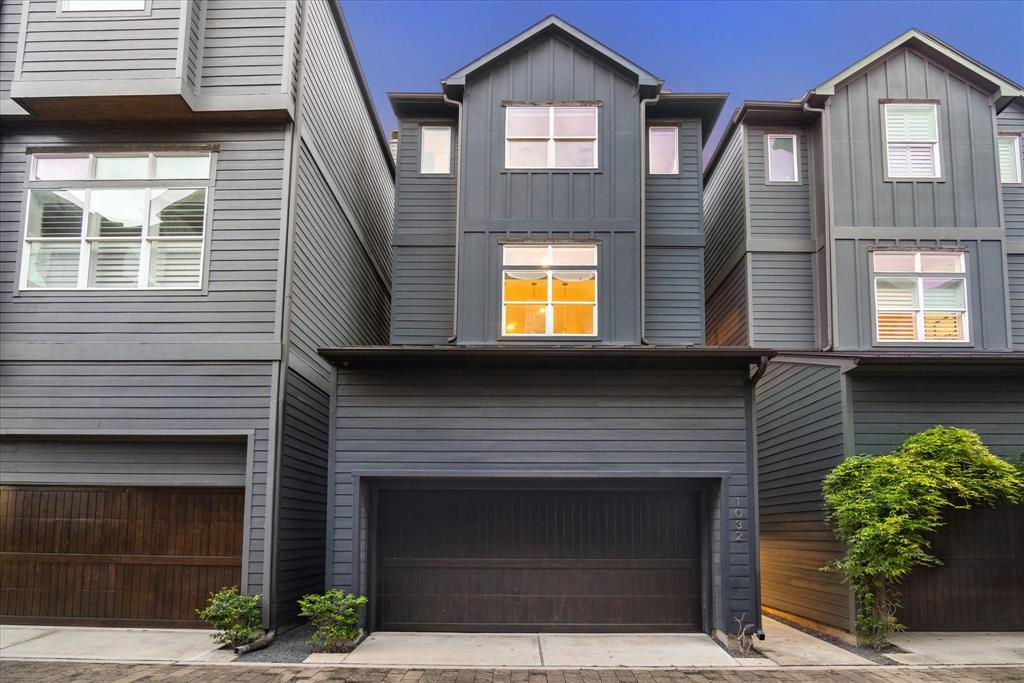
[0,485,244,628]
[376,485,703,632]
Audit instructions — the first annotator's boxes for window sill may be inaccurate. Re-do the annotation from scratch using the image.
[871,341,973,348]
[500,169,603,175]
[14,287,208,298]
[882,177,947,184]
[497,335,601,343]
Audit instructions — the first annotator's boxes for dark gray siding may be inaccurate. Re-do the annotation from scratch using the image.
[0,436,246,487]
[643,117,703,344]
[457,33,642,343]
[0,0,26,115]
[997,102,1024,240]
[703,129,746,297]
[199,0,287,96]
[0,361,273,592]
[749,252,816,349]
[331,362,758,632]
[851,367,1024,457]
[832,237,1009,350]
[275,368,329,624]
[391,116,458,344]
[756,361,852,631]
[829,48,1001,229]
[0,125,287,345]
[706,257,748,347]
[1010,255,1024,348]
[745,126,812,240]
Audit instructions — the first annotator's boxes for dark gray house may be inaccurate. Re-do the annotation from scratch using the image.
[0,0,393,629]
[703,29,1024,634]
[320,16,773,638]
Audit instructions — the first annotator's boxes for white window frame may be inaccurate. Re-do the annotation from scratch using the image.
[766,133,799,183]
[648,126,679,175]
[20,152,212,292]
[419,125,452,175]
[872,251,969,344]
[501,244,598,337]
[61,0,147,11]
[883,102,941,179]
[998,134,1022,184]
[504,106,598,170]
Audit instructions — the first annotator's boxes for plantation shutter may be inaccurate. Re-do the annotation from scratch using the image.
[998,136,1020,183]
[885,104,939,178]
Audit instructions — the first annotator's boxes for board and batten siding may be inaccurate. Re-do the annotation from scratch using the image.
[755,361,852,631]
[832,237,1009,350]
[0,436,246,487]
[0,361,273,593]
[703,129,746,300]
[644,117,704,345]
[706,258,748,347]
[330,362,758,632]
[391,116,458,344]
[851,367,1024,457]
[274,368,329,624]
[199,0,287,96]
[18,0,182,82]
[0,125,287,345]
[749,252,816,349]
[829,47,1001,229]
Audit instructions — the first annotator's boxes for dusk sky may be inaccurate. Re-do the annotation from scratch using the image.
[341,0,1024,164]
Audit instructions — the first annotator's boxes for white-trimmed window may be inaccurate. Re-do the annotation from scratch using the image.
[998,134,1022,184]
[766,134,798,182]
[21,152,212,290]
[884,103,941,179]
[420,126,451,174]
[502,244,597,336]
[61,0,145,10]
[505,106,598,169]
[648,126,679,175]
[873,251,968,343]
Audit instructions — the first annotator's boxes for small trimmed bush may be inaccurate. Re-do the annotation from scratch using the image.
[196,586,263,647]
[298,589,367,652]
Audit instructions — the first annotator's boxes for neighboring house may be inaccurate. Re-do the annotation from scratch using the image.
[319,16,773,639]
[703,29,1024,634]
[0,0,393,629]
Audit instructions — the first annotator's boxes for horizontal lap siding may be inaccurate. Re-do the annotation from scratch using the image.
[646,119,702,238]
[703,131,746,295]
[0,126,286,343]
[0,437,246,486]
[755,362,851,631]
[331,364,757,631]
[275,369,329,624]
[644,247,703,344]
[1,0,22,107]
[750,252,816,349]
[391,117,457,344]
[706,258,748,347]
[185,0,202,91]
[20,0,181,81]
[851,368,1024,456]
[746,126,811,240]
[200,0,286,95]
[0,362,273,593]
[1010,255,1024,348]
[998,103,1024,240]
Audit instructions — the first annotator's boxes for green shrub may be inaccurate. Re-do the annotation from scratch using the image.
[822,426,1022,650]
[298,589,368,652]
[196,586,263,647]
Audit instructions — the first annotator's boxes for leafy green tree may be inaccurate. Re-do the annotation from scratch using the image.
[822,426,1022,649]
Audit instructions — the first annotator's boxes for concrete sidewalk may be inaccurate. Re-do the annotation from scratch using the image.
[890,632,1024,665]
[754,617,874,666]
[0,625,230,663]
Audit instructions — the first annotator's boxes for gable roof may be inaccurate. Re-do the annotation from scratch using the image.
[806,28,1023,105]
[442,15,662,98]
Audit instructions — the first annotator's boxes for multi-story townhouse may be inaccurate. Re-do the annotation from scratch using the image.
[318,16,773,638]
[0,0,393,630]
[703,29,1024,635]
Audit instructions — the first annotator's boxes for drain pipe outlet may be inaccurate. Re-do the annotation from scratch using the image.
[235,629,276,655]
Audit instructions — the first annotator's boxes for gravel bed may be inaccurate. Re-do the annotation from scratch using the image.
[235,623,315,663]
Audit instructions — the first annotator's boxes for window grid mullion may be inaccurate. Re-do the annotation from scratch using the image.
[76,188,91,288]
[139,187,153,288]
[545,271,553,335]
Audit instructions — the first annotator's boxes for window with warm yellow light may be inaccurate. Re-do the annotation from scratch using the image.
[502,245,597,336]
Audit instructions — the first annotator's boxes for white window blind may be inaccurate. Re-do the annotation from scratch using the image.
[872,251,968,343]
[884,104,940,178]
[998,135,1021,184]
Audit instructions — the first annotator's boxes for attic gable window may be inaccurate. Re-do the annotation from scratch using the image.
[505,106,598,169]
[884,103,941,179]
[998,134,1022,184]
[873,251,967,343]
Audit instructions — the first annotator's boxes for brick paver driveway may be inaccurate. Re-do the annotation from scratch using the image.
[2,662,1024,682]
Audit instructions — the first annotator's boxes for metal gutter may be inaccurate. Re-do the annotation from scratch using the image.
[320,345,775,365]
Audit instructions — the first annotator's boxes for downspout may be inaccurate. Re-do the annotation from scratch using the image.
[443,89,463,343]
[802,100,833,351]
[639,89,661,344]
[748,352,771,641]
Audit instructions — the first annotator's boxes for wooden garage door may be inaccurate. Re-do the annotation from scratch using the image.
[898,504,1023,630]
[0,485,244,628]
[375,485,703,632]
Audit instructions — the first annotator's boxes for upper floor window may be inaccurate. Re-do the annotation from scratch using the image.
[420,126,451,175]
[21,152,212,291]
[884,103,941,179]
[998,134,1022,184]
[505,106,598,169]
[873,251,967,343]
[766,134,799,183]
[61,0,145,10]
[648,126,679,175]
[502,244,597,336]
